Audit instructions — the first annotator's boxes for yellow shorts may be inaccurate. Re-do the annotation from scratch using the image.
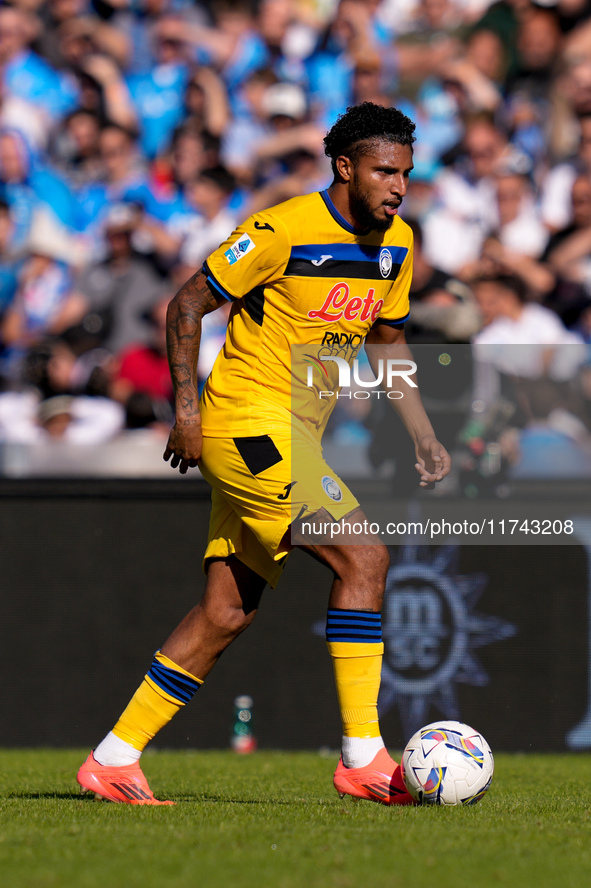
[199,425,358,587]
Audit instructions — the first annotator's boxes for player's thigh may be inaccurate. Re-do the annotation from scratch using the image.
[200,434,293,525]
[200,434,381,587]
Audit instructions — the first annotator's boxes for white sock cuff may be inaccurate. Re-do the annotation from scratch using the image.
[94,731,142,767]
[341,735,385,769]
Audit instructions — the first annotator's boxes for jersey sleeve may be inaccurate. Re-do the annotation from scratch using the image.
[374,233,414,328]
[203,210,290,301]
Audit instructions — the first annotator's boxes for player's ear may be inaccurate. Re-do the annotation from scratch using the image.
[335,155,353,182]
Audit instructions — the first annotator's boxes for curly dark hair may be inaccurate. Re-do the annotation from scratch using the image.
[324,103,416,177]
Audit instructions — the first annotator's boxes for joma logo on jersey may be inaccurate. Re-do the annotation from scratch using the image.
[308,282,383,323]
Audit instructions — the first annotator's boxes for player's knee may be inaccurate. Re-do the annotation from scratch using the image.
[342,543,390,586]
[207,601,256,637]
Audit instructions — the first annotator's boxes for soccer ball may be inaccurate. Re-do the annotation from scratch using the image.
[401,720,494,806]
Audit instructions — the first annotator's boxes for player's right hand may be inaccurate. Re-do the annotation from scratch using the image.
[163,419,202,474]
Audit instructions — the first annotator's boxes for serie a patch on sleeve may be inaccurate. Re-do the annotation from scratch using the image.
[224,232,256,265]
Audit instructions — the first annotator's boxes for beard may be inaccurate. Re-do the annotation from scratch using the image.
[349,182,394,233]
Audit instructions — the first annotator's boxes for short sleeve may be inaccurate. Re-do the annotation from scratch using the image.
[203,210,291,301]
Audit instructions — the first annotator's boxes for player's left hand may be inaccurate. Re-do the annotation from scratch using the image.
[414,436,451,488]
[163,418,202,474]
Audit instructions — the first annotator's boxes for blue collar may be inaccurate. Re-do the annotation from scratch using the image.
[320,189,368,235]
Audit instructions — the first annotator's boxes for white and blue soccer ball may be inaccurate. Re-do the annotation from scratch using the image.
[401,720,494,806]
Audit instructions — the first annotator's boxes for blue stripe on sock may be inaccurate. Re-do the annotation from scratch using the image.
[327,619,382,629]
[326,609,382,644]
[149,671,193,703]
[147,660,201,705]
[326,626,382,636]
[148,670,193,704]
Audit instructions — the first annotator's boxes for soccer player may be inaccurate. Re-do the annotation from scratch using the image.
[77,103,451,806]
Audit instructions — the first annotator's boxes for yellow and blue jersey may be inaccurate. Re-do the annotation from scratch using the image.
[200,189,413,439]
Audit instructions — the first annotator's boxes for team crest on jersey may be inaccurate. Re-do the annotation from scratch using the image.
[322,475,342,502]
[224,233,256,265]
[379,248,393,279]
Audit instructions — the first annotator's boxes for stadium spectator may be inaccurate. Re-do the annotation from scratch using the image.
[456,159,551,293]
[491,163,548,257]
[422,115,508,272]
[460,234,556,306]
[471,0,529,78]
[156,1,270,93]
[308,0,392,124]
[73,204,166,355]
[221,68,279,182]
[112,296,172,406]
[0,81,48,152]
[52,110,103,190]
[492,6,563,169]
[149,124,218,217]
[541,114,591,233]
[472,273,586,382]
[506,5,563,108]
[77,123,148,244]
[0,389,124,444]
[38,0,130,72]
[255,0,318,82]
[350,56,391,108]
[177,166,238,275]
[0,129,83,247]
[0,210,85,373]
[107,0,208,76]
[110,295,174,433]
[550,51,591,161]
[182,67,231,139]
[130,127,223,264]
[434,27,505,116]
[126,21,192,159]
[0,5,78,120]
[404,217,479,343]
[19,336,112,402]
[538,173,591,326]
[252,82,323,183]
[545,174,591,291]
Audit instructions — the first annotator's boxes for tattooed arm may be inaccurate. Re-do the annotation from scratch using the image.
[163,270,227,473]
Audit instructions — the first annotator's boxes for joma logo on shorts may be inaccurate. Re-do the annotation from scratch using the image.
[308,283,383,323]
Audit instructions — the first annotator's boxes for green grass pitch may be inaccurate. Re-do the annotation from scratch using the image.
[1,750,591,888]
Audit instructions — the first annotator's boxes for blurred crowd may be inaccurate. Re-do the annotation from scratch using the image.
[0,0,591,473]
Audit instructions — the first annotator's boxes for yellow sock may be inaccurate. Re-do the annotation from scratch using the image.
[112,651,203,751]
[326,608,384,739]
[327,640,384,738]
